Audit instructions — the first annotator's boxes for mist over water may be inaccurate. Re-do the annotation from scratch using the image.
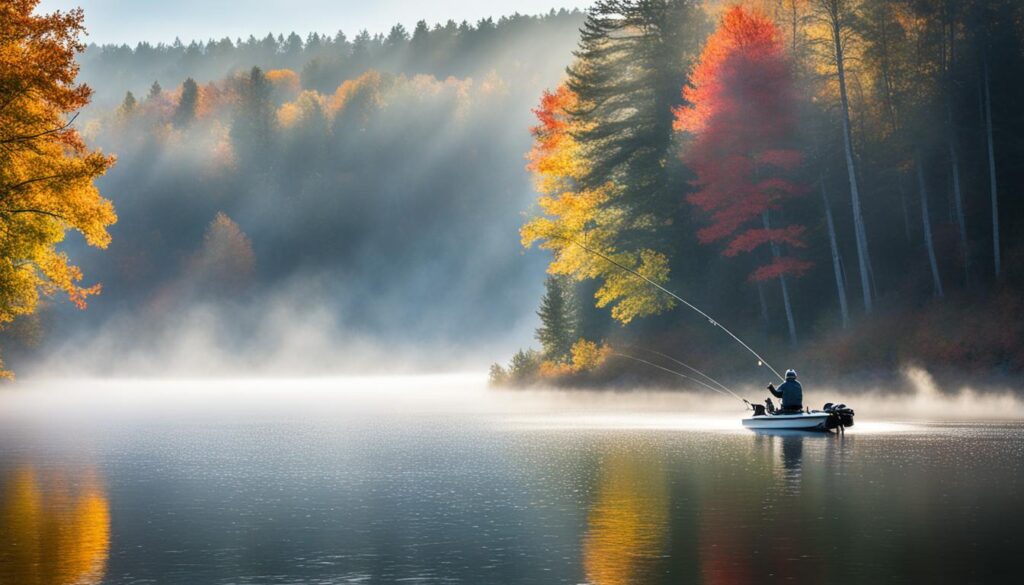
[2,375,1022,585]
[22,291,535,378]
[8,369,1022,422]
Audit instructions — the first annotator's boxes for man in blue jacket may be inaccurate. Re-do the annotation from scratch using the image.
[767,369,803,413]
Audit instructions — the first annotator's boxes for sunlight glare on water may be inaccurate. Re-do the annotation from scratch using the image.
[0,375,1022,584]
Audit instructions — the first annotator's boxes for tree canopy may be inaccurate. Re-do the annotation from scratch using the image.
[0,0,116,377]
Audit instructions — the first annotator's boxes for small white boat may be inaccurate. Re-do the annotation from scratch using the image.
[743,402,855,432]
[742,411,832,431]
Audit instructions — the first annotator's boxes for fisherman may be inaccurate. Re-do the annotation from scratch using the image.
[767,369,803,414]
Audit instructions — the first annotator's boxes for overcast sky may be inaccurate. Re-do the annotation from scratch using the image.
[38,0,592,45]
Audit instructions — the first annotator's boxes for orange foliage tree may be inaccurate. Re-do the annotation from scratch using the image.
[265,68,301,101]
[189,212,256,295]
[0,0,117,377]
[674,6,810,342]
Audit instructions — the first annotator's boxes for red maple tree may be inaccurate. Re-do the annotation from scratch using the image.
[675,6,811,282]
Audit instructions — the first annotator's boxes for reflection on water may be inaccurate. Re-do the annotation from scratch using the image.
[699,432,833,584]
[780,435,804,492]
[0,380,1020,584]
[583,448,668,585]
[0,465,110,585]
[775,433,806,495]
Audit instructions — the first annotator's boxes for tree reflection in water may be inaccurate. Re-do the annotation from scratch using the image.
[697,431,839,584]
[0,465,110,585]
[583,448,669,585]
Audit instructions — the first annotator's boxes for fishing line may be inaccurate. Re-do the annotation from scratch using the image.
[553,234,784,381]
[611,353,750,407]
[611,353,723,395]
[622,344,746,402]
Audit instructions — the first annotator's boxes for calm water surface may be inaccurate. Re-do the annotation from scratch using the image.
[0,376,1021,584]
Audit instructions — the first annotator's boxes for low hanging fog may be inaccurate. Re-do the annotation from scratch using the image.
[7,366,1023,422]
[8,12,587,377]
[7,2,1024,390]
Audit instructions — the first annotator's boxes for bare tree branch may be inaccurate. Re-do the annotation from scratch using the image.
[0,208,68,221]
[0,173,70,200]
[0,112,79,145]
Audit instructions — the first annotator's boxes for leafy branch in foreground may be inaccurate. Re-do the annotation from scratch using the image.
[0,0,117,377]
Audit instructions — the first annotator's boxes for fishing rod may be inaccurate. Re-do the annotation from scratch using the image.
[553,234,784,382]
[621,344,746,403]
[611,353,751,408]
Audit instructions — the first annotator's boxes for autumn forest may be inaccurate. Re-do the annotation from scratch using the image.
[2,0,1024,384]
[508,0,1024,385]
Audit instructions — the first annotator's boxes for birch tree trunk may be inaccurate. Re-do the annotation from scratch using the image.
[946,129,968,282]
[756,282,770,329]
[823,0,873,313]
[821,178,849,328]
[943,9,968,283]
[916,154,945,299]
[898,173,912,243]
[763,212,797,345]
[983,59,1001,279]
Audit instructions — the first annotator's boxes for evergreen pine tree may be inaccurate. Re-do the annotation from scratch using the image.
[173,77,198,128]
[567,0,704,252]
[535,275,580,362]
[351,30,372,66]
[410,20,430,70]
[147,80,162,100]
[118,91,137,117]
[385,24,409,49]
[508,348,541,383]
[230,67,275,167]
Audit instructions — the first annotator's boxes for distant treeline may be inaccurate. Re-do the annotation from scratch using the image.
[78,10,585,106]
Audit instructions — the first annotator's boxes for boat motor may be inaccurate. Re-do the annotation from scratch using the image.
[822,402,855,430]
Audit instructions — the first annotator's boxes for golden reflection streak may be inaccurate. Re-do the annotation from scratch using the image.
[583,449,669,585]
[0,465,110,585]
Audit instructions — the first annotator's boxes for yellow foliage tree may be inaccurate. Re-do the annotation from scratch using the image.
[537,339,610,379]
[521,85,674,324]
[277,90,329,131]
[538,359,574,378]
[0,0,117,377]
[265,68,301,100]
[569,338,611,372]
[328,71,390,133]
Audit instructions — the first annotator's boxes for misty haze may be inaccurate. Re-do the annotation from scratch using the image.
[1,1,1022,584]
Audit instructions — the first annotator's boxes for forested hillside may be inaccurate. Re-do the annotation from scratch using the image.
[497,0,1024,386]
[3,1,1023,381]
[2,10,587,375]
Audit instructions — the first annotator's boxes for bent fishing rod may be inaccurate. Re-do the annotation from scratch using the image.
[552,234,784,382]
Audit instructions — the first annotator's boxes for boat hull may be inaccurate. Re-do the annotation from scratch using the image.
[742,413,831,431]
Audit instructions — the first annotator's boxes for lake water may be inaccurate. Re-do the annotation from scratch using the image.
[1,375,1022,584]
